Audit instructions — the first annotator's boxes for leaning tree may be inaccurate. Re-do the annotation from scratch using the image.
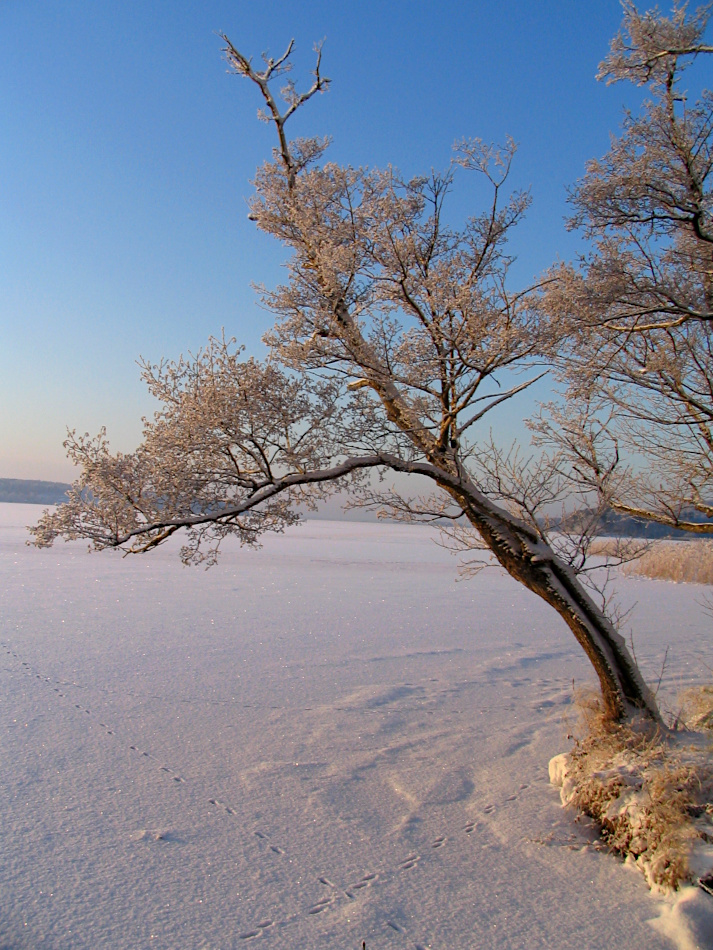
[32,21,662,723]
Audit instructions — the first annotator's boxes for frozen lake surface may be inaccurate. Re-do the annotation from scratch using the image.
[2,503,712,949]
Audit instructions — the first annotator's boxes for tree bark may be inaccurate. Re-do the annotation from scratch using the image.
[458,492,660,722]
[382,455,662,724]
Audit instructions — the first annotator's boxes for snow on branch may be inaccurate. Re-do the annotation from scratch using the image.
[599,1,713,86]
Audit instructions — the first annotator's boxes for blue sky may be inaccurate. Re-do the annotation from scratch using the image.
[0,1,663,480]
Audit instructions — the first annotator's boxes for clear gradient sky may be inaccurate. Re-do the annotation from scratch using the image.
[0,1,666,481]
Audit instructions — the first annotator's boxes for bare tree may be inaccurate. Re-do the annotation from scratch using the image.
[539,2,713,536]
[31,30,660,723]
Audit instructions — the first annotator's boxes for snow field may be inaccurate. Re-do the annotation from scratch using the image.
[1,504,712,949]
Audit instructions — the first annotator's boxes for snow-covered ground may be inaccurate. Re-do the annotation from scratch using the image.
[1,502,712,950]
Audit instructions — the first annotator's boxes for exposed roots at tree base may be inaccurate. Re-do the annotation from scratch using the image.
[550,691,713,891]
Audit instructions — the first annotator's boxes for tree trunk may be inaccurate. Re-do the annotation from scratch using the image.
[383,455,662,724]
[456,491,661,723]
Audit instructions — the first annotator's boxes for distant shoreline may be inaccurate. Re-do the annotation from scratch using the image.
[0,478,71,505]
[0,478,699,536]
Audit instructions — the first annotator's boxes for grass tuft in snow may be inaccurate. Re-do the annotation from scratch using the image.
[551,691,713,890]
[678,686,713,732]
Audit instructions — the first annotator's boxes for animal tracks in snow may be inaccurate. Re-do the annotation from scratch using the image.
[1,641,187,787]
[308,896,334,915]
[345,871,379,898]
[206,800,291,862]
[398,853,421,871]
[3,640,536,949]
[479,782,530,819]
[238,919,274,940]
[352,871,378,888]
[208,797,236,815]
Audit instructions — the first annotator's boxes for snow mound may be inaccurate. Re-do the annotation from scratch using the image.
[649,887,713,950]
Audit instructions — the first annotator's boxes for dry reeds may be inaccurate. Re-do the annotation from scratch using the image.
[587,538,623,558]
[588,537,647,560]
[586,537,713,585]
[622,540,713,585]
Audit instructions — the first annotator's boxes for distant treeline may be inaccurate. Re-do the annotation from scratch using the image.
[552,507,707,539]
[0,479,71,505]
